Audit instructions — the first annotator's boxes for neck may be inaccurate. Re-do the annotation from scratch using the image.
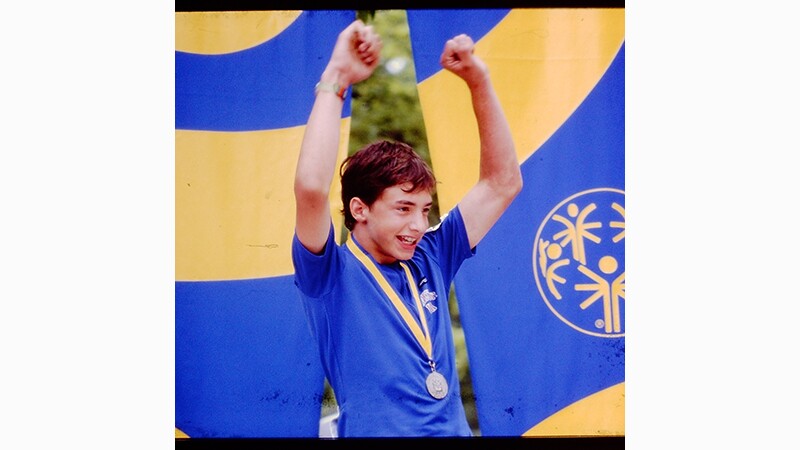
[351,228,397,265]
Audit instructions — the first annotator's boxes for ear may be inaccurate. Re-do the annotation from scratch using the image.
[349,197,369,224]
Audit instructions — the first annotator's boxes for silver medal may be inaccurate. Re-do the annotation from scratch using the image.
[425,371,448,400]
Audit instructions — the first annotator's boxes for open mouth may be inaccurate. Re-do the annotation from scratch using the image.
[398,235,417,246]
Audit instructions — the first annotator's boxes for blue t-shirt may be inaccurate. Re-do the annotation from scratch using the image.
[292,207,475,437]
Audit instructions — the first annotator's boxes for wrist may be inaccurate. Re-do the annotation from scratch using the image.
[320,66,351,89]
[464,69,491,90]
[315,81,348,101]
[317,68,350,101]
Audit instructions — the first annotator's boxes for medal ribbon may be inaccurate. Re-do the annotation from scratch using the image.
[346,237,432,359]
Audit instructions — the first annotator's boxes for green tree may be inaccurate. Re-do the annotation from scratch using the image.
[349,10,437,228]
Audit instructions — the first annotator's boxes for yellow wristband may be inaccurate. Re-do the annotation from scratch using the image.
[315,81,347,101]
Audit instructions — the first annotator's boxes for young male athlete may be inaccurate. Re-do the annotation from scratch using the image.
[292,19,522,437]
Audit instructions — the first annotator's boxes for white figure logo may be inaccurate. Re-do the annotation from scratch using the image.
[532,188,625,337]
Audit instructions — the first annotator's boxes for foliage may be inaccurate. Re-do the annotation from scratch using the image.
[349,10,439,224]
[356,10,375,23]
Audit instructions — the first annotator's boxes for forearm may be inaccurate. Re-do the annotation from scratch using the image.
[470,76,522,194]
[293,75,347,252]
[294,72,348,199]
[295,20,378,199]
[440,33,521,247]
[293,19,381,252]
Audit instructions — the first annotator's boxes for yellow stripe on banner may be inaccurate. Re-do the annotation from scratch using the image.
[523,382,625,436]
[175,121,349,281]
[175,427,189,438]
[419,8,625,212]
[175,10,303,55]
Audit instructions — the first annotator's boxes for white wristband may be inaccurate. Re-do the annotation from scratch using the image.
[314,81,347,101]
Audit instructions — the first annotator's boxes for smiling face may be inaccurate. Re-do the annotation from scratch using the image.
[340,141,437,231]
[351,182,433,264]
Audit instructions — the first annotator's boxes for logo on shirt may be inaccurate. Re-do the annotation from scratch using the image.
[532,188,625,338]
[420,289,438,313]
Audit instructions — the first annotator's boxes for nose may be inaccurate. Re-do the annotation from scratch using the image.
[410,212,428,233]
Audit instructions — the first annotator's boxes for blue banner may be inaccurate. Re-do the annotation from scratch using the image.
[175,10,355,437]
[408,8,625,436]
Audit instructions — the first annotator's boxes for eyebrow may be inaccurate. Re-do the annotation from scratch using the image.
[395,199,433,208]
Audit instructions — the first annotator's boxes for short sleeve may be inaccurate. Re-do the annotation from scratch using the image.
[416,206,475,285]
[291,224,341,298]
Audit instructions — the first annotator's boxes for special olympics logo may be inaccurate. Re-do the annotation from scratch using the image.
[532,188,625,337]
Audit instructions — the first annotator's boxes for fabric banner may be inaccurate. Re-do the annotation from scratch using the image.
[408,8,625,436]
[174,10,354,437]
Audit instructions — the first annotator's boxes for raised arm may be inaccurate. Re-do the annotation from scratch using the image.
[294,20,382,254]
[440,34,523,249]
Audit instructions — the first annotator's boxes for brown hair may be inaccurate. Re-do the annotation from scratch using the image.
[340,140,437,231]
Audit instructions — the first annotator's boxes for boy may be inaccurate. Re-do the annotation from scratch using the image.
[292,19,522,437]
